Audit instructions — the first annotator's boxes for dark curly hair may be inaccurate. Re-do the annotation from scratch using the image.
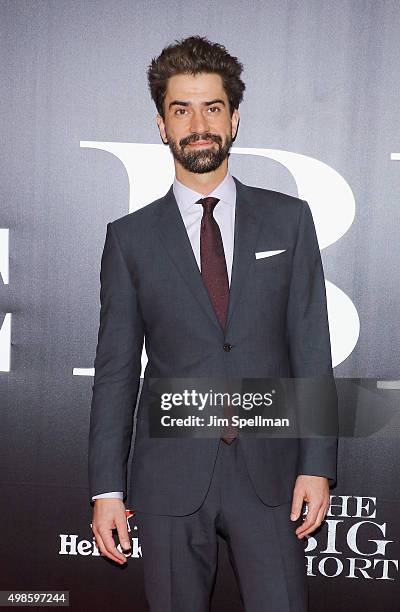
[147,35,245,119]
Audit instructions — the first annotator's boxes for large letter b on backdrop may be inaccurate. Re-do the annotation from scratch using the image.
[81,142,360,368]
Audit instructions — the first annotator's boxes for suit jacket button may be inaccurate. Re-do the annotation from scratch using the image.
[223,343,233,352]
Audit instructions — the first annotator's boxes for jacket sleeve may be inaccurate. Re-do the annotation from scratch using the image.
[88,222,144,501]
[286,200,338,486]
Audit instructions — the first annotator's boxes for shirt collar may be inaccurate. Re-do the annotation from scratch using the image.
[173,170,236,214]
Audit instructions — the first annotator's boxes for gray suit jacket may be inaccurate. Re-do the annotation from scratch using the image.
[88,176,338,515]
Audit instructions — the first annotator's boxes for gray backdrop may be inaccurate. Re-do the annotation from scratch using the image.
[1,1,399,610]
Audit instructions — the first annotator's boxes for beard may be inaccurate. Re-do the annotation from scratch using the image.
[165,131,233,174]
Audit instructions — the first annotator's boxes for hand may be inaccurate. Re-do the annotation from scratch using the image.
[290,475,330,539]
[91,498,131,564]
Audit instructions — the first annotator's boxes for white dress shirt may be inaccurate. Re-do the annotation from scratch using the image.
[173,169,236,284]
[92,170,237,501]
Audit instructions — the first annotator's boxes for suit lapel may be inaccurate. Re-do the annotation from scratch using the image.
[156,185,223,332]
[226,177,261,329]
[155,177,263,334]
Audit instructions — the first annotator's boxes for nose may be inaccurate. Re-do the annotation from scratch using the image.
[189,109,209,135]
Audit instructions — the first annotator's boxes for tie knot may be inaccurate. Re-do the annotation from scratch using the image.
[196,196,220,215]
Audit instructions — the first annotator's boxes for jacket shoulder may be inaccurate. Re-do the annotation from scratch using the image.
[109,193,166,234]
[236,179,306,225]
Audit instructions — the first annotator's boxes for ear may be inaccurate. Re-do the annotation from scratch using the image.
[156,114,168,145]
[231,108,240,142]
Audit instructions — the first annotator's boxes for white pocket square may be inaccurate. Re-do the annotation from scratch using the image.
[255,249,286,259]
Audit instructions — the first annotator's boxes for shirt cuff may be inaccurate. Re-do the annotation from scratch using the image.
[92,491,124,500]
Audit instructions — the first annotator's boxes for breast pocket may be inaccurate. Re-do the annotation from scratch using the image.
[254,249,290,272]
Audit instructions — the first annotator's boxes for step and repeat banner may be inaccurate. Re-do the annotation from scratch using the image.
[1,1,399,610]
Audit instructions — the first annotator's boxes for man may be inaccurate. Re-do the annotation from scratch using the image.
[89,35,337,611]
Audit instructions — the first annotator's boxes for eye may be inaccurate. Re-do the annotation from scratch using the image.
[175,108,187,116]
[208,106,220,113]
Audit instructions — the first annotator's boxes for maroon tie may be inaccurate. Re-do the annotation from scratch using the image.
[196,196,237,444]
[196,197,229,329]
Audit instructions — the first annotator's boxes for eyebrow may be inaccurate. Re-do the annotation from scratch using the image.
[168,98,226,110]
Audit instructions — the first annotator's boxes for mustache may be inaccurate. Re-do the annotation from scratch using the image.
[180,133,222,147]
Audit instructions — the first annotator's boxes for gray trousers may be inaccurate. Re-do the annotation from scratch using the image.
[134,438,308,612]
